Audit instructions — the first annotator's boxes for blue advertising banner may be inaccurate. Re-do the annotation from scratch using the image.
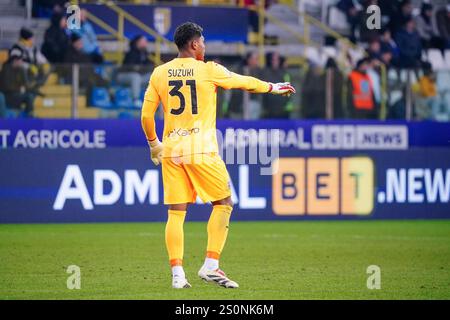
[0,120,449,223]
[0,119,449,149]
[0,147,449,223]
[81,4,249,43]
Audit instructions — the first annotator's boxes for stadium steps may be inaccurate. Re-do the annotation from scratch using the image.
[0,0,26,49]
[40,85,72,96]
[35,74,101,119]
[34,94,100,119]
[0,13,49,49]
[0,0,25,17]
[33,108,100,119]
[35,95,86,109]
[264,3,326,46]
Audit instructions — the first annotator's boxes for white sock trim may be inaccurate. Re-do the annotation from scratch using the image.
[203,257,219,271]
[172,266,185,278]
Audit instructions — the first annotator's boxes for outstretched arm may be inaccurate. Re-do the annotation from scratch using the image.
[209,62,296,96]
[141,75,163,165]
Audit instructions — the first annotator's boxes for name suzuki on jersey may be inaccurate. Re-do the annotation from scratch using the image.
[168,68,194,77]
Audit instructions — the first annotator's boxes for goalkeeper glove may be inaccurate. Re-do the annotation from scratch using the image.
[148,138,163,166]
[268,82,296,96]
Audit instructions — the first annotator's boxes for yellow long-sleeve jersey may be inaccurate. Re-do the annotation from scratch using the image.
[141,57,271,157]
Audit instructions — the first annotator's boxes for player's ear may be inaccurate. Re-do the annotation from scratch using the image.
[191,39,198,51]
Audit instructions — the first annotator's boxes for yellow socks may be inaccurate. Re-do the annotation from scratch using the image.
[206,204,233,259]
[165,209,186,267]
[165,205,233,274]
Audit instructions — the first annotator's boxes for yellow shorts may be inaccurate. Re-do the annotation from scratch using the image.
[162,153,232,205]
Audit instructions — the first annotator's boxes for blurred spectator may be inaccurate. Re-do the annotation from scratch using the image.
[302,63,326,119]
[9,28,48,68]
[434,5,450,49]
[302,59,346,119]
[336,0,362,42]
[367,57,381,105]
[380,46,394,67]
[9,28,49,95]
[395,18,422,69]
[388,0,413,35]
[415,2,446,53]
[116,35,153,106]
[63,34,108,100]
[41,13,70,63]
[261,52,292,119]
[414,64,442,120]
[228,51,262,119]
[367,39,381,60]
[64,33,92,64]
[325,58,346,119]
[379,27,399,60]
[0,53,35,117]
[347,58,377,119]
[71,9,104,64]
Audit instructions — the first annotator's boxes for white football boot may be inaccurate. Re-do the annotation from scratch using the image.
[198,267,239,288]
[172,275,192,289]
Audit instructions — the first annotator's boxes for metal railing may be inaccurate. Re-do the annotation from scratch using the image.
[77,0,176,65]
[38,1,423,121]
[258,1,391,119]
[0,62,436,121]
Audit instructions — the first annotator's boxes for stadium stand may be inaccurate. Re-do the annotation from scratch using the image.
[0,0,449,121]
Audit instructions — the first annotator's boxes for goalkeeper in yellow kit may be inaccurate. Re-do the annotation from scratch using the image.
[141,22,295,289]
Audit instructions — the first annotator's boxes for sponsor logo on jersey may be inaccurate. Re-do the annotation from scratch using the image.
[167,127,200,138]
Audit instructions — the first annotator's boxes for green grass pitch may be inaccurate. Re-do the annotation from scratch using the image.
[0,220,449,300]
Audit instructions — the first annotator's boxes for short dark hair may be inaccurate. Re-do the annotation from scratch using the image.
[20,27,33,40]
[70,33,82,43]
[356,57,370,69]
[130,35,145,48]
[173,22,203,50]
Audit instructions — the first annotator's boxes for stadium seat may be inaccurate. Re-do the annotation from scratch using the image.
[387,69,398,82]
[90,87,113,109]
[5,109,18,119]
[118,111,136,119]
[322,46,337,64]
[436,71,450,93]
[321,0,339,23]
[427,49,446,70]
[323,46,337,59]
[327,6,350,35]
[389,89,403,106]
[421,50,428,62]
[348,47,365,65]
[399,69,408,83]
[445,50,450,70]
[408,70,418,84]
[114,87,134,108]
[304,46,323,66]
